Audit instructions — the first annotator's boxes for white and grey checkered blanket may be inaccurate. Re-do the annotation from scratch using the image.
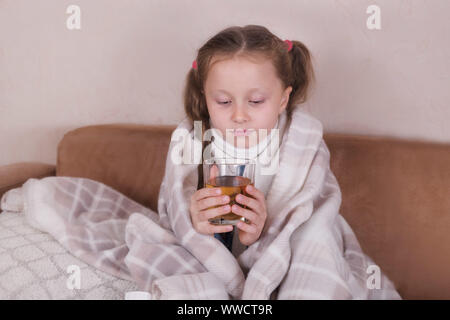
[1,107,401,299]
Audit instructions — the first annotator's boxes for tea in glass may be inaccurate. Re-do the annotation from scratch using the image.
[203,158,255,225]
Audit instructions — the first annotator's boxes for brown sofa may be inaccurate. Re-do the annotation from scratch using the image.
[1,123,449,300]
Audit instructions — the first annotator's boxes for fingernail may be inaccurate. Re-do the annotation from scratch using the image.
[216,189,221,194]
[247,185,253,191]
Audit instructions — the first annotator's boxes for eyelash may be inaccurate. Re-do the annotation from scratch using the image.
[218,101,264,105]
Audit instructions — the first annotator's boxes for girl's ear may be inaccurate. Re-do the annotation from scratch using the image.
[279,86,292,114]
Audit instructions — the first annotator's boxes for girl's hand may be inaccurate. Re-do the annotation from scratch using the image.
[189,187,234,235]
[232,185,267,246]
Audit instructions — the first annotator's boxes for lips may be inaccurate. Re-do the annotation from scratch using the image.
[234,129,254,136]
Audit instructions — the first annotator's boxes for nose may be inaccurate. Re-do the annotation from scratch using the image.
[231,104,249,124]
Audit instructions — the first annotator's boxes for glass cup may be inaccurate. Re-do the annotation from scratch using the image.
[203,158,256,225]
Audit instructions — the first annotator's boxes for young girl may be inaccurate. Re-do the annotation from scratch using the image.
[175,25,400,299]
[184,25,314,257]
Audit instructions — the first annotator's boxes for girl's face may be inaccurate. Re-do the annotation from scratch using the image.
[204,54,292,149]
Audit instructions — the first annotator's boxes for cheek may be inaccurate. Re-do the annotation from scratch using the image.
[209,110,228,130]
[206,100,216,115]
[252,108,277,125]
[206,103,222,123]
[207,113,228,136]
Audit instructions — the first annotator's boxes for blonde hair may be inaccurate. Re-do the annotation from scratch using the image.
[182,25,316,188]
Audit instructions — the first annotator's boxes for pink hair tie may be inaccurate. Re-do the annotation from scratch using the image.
[192,60,198,70]
[284,39,293,52]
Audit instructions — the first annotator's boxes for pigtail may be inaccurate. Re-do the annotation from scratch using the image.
[183,68,208,121]
[183,65,211,190]
[286,40,316,118]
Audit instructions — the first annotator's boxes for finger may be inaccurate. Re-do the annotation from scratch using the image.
[231,204,259,224]
[235,193,263,215]
[244,184,264,202]
[210,164,220,181]
[194,186,222,202]
[206,223,233,235]
[236,220,258,234]
[197,194,230,211]
[199,204,231,221]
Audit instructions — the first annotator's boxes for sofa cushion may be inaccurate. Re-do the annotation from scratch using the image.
[56,124,174,213]
[325,133,450,299]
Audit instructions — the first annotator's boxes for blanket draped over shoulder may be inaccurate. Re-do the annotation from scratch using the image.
[2,107,401,299]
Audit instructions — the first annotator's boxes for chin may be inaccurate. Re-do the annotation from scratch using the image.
[233,136,257,149]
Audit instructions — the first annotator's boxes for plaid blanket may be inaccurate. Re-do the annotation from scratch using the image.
[2,107,401,299]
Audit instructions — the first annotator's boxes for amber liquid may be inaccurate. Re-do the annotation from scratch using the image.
[205,175,253,225]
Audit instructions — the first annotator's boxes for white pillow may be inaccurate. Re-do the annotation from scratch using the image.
[0,187,24,213]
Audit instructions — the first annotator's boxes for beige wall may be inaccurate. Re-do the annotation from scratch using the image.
[1,0,449,166]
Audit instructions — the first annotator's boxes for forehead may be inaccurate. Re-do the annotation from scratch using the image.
[205,54,281,93]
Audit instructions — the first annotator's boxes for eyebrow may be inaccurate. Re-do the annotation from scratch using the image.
[215,88,265,95]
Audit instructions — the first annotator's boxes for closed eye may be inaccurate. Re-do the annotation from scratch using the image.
[217,100,264,105]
